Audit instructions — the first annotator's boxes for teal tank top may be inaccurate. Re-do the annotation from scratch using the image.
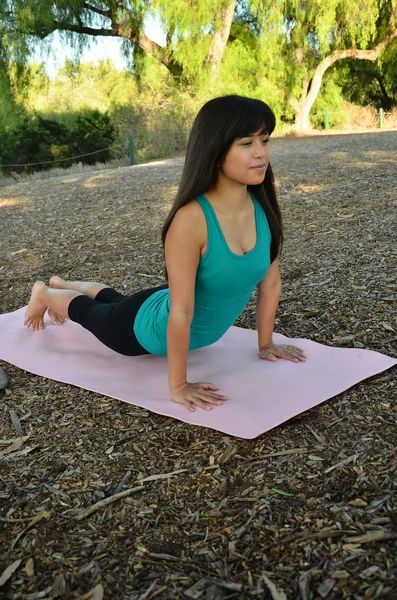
[133,190,272,355]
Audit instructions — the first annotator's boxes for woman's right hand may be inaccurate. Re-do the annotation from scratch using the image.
[170,382,228,412]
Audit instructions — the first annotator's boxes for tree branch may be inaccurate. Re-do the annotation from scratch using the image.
[391,0,397,30]
[50,20,181,76]
[83,2,112,19]
[205,0,237,76]
[299,27,397,127]
[52,22,116,37]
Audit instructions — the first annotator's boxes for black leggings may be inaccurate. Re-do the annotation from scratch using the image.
[68,284,168,356]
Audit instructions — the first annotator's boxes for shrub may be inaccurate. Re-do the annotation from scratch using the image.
[0,109,117,177]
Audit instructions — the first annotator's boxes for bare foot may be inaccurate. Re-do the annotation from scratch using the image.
[48,277,65,324]
[24,281,48,331]
[47,307,65,326]
[49,275,66,289]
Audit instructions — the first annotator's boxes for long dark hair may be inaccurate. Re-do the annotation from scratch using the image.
[161,95,283,272]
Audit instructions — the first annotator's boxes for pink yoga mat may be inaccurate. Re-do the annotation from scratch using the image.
[1,307,396,438]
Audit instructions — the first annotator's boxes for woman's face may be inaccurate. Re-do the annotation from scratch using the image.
[220,130,270,186]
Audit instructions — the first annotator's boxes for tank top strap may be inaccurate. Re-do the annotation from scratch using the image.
[249,190,271,244]
[195,195,218,227]
[195,195,223,257]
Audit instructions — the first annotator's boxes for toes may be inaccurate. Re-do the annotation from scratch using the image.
[49,276,63,289]
[48,309,64,325]
[30,320,44,331]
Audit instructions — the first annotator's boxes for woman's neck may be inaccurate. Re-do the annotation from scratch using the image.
[205,177,250,214]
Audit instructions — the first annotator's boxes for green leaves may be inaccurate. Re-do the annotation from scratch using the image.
[0,0,396,139]
[271,488,295,497]
[0,109,117,176]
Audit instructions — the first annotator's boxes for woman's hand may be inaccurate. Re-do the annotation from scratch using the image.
[259,342,306,363]
[171,382,228,412]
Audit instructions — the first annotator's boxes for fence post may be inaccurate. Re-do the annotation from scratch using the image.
[324,108,329,130]
[128,135,135,166]
[379,108,384,129]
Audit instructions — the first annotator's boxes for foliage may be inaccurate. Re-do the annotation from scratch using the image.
[310,75,349,129]
[0,109,117,177]
[337,40,397,109]
[0,0,396,175]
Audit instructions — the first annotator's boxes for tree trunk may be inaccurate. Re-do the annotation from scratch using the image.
[294,27,397,132]
[294,100,312,131]
[374,73,394,110]
[205,0,237,77]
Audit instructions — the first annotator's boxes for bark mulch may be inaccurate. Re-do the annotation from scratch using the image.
[0,131,396,600]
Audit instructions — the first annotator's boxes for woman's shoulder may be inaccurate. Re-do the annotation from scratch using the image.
[166,200,207,242]
[173,199,207,226]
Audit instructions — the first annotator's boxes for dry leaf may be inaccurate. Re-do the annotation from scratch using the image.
[25,558,35,578]
[78,584,104,600]
[261,575,288,600]
[0,560,22,587]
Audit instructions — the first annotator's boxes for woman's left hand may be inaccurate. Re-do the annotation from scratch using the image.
[259,343,306,363]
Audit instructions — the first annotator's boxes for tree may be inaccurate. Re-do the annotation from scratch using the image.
[339,44,397,110]
[0,0,237,82]
[0,110,117,177]
[2,0,397,133]
[205,0,237,76]
[266,0,397,130]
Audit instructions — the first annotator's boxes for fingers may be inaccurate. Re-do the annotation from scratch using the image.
[176,387,228,413]
[172,382,229,413]
[285,345,306,362]
[179,398,223,413]
[24,319,44,331]
[279,351,305,362]
[261,345,307,363]
[191,398,221,412]
[191,392,228,411]
[200,383,228,400]
[261,353,277,362]
[201,383,220,391]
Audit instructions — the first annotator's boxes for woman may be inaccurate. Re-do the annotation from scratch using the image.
[24,95,306,412]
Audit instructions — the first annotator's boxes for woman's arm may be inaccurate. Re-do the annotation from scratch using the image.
[164,204,228,409]
[164,205,199,390]
[256,258,306,362]
[256,258,282,350]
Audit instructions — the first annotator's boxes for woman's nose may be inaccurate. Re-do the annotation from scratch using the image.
[254,141,266,158]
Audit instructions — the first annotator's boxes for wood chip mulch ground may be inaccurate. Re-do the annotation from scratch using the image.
[0,131,396,600]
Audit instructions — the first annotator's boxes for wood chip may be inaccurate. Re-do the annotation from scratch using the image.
[78,584,104,600]
[0,560,22,587]
[324,454,359,473]
[0,435,30,457]
[347,531,397,545]
[76,486,144,520]
[261,574,288,600]
[139,469,188,482]
[9,409,22,435]
[10,512,51,552]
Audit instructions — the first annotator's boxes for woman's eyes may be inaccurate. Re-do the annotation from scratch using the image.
[242,139,269,146]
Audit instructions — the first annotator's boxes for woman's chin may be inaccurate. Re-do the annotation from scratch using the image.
[249,171,266,184]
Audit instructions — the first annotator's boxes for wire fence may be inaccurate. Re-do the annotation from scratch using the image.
[0,141,129,168]
[0,124,191,174]
[0,125,190,185]
[1,108,394,177]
